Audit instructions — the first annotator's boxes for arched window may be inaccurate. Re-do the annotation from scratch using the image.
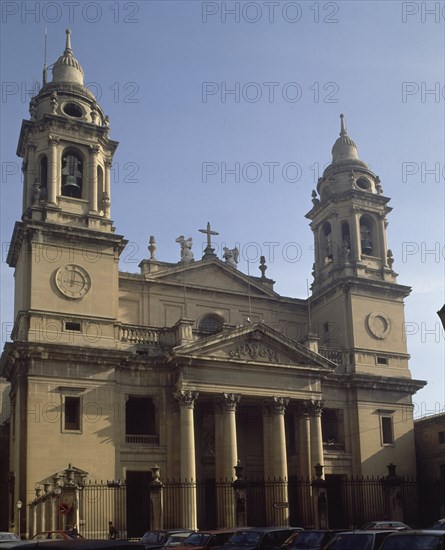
[61,149,83,198]
[97,165,104,196]
[341,221,351,259]
[360,216,374,255]
[322,222,333,261]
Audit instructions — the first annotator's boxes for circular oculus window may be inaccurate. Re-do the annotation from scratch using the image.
[356,178,370,190]
[366,311,391,339]
[63,102,83,118]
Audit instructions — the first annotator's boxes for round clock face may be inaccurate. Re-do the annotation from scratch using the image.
[55,264,91,299]
[366,311,391,339]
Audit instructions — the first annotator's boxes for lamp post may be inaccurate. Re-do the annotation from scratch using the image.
[16,500,22,538]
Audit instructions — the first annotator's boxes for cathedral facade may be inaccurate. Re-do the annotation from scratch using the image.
[0,31,425,535]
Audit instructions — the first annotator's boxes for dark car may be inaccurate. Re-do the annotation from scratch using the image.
[141,532,194,550]
[163,534,197,549]
[380,530,445,549]
[360,522,410,531]
[324,530,396,550]
[0,542,145,550]
[31,532,84,541]
[430,519,445,531]
[225,528,300,550]
[0,534,21,544]
[174,530,241,550]
[281,530,344,550]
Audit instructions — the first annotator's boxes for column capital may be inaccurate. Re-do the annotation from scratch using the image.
[89,144,100,155]
[48,135,60,145]
[308,399,325,416]
[264,396,289,415]
[174,389,199,409]
[215,393,241,413]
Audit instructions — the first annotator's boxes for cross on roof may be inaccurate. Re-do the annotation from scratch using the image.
[199,222,219,259]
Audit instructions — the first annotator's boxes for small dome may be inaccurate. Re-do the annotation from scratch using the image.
[52,29,84,85]
[331,114,359,163]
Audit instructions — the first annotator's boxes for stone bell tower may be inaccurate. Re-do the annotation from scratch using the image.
[306,115,412,377]
[8,29,126,344]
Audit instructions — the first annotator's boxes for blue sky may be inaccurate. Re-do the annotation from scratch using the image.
[0,1,444,417]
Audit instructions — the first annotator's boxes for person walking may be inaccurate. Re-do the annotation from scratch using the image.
[108,521,118,540]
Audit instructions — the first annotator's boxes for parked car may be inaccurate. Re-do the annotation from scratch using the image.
[31,532,84,541]
[163,534,197,549]
[141,531,194,550]
[280,530,345,550]
[361,522,410,531]
[225,528,300,550]
[0,534,21,543]
[380,530,445,549]
[174,530,240,550]
[430,519,445,531]
[324,530,396,550]
[0,542,145,550]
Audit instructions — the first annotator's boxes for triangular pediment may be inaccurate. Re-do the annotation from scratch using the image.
[167,322,337,372]
[144,258,277,297]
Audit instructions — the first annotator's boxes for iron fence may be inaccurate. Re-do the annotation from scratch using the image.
[27,476,445,536]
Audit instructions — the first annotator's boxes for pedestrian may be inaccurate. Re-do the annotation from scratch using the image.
[69,523,79,537]
[108,521,118,540]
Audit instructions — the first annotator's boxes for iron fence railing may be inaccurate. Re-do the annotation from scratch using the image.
[27,476,445,535]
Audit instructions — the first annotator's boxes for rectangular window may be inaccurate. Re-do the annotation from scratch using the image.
[64,396,81,431]
[65,322,81,332]
[376,356,388,365]
[439,431,445,445]
[381,416,394,445]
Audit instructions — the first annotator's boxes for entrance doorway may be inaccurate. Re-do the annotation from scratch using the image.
[326,474,346,528]
[126,471,151,538]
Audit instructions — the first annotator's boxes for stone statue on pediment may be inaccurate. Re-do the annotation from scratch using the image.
[223,246,239,268]
[176,235,194,263]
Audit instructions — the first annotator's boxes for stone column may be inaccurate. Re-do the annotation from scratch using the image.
[48,135,60,204]
[25,144,37,211]
[175,390,199,530]
[331,211,342,263]
[89,145,100,212]
[309,400,325,479]
[215,393,240,528]
[378,214,389,267]
[263,397,290,527]
[299,402,312,479]
[103,159,112,218]
[349,208,361,262]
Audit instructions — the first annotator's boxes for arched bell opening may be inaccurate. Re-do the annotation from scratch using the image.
[341,221,351,260]
[61,148,83,199]
[321,221,333,262]
[359,215,376,256]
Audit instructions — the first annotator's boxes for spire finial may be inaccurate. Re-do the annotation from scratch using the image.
[340,113,346,136]
[65,29,72,52]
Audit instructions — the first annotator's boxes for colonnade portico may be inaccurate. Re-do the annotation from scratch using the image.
[174,389,326,529]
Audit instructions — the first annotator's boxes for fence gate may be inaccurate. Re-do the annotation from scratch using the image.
[80,482,126,539]
[126,471,151,538]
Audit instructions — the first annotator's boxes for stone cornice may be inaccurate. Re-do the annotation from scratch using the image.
[325,372,426,394]
[7,220,127,267]
[310,276,411,304]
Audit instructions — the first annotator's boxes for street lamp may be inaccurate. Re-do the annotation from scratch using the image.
[16,500,22,538]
